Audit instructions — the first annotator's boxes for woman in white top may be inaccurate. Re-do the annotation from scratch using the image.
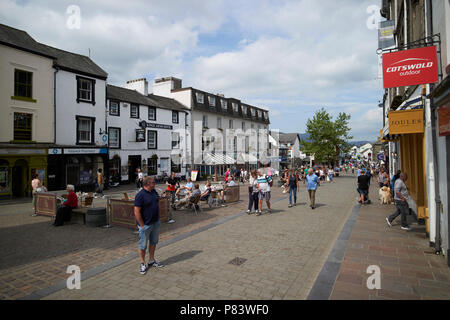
[328,168,334,182]
[247,171,259,214]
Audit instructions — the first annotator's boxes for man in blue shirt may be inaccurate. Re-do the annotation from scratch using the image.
[134,176,164,275]
[306,168,320,209]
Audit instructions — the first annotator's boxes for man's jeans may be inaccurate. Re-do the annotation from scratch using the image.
[389,200,409,227]
[289,187,297,205]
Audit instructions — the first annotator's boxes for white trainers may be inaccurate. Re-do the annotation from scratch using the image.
[139,263,147,275]
[401,226,412,231]
[386,217,392,227]
[168,219,175,224]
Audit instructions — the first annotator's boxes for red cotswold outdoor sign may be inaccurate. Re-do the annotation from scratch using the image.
[382,46,438,88]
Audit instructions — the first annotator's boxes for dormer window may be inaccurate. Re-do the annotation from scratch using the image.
[242,105,247,115]
[208,96,215,107]
[251,108,256,117]
[196,92,204,104]
[257,110,262,118]
[221,99,227,110]
[232,102,239,113]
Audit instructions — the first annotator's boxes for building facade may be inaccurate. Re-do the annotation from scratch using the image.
[0,23,109,194]
[152,77,271,178]
[107,80,190,183]
[0,24,55,197]
[379,0,450,265]
[279,133,304,170]
[45,45,108,192]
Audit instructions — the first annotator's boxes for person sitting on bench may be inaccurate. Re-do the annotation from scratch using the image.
[54,185,78,226]
[176,177,194,198]
[175,184,201,209]
[200,181,212,202]
[218,178,236,206]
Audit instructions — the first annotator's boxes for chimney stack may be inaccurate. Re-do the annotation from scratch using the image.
[125,78,148,96]
[153,77,182,97]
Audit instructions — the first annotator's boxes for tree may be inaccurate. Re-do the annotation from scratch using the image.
[301,108,352,164]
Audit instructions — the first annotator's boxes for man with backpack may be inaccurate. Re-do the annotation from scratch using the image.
[256,169,273,215]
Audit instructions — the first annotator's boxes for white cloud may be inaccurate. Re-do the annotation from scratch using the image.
[0,0,384,140]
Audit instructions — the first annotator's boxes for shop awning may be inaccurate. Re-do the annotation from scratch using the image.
[398,94,424,110]
[237,153,258,163]
[204,153,235,165]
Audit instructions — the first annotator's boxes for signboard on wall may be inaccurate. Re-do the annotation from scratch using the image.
[388,109,424,134]
[383,46,438,88]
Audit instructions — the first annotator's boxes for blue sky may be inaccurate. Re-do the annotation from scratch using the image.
[0,0,385,141]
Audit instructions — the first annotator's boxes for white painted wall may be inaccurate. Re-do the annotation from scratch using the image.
[55,70,106,146]
[107,99,189,179]
[0,45,54,143]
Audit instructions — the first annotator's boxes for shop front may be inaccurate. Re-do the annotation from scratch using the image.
[388,108,428,226]
[47,148,108,192]
[0,148,47,198]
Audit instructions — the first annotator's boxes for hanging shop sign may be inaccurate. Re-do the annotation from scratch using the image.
[383,46,438,88]
[438,103,450,137]
[378,20,395,49]
[136,129,146,142]
[388,109,424,134]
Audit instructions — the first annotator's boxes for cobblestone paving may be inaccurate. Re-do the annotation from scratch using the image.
[43,176,357,300]
[0,183,266,300]
[329,184,450,300]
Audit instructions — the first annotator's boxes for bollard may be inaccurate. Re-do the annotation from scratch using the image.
[103,195,113,228]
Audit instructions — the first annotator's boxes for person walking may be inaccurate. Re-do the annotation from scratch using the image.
[386,173,412,231]
[247,170,259,214]
[134,176,164,275]
[165,172,176,224]
[136,168,144,190]
[357,168,370,204]
[288,170,299,208]
[256,169,272,215]
[328,167,334,183]
[306,168,319,209]
[94,169,105,199]
[31,174,41,216]
[378,168,389,189]
[225,168,230,183]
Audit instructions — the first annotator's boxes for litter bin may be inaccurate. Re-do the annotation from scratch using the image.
[86,207,107,227]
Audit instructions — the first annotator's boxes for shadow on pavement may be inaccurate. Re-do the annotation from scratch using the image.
[161,250,202,266]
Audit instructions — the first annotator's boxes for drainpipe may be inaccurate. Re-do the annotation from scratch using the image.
[425,0,441,254]
[53,65,59,144]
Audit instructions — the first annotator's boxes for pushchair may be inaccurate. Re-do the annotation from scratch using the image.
[357,187,371,204]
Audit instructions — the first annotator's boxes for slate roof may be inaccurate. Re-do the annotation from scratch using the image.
[0,23,54,59]
[107,85,189,112]
[279,133,300,144]
[38,44,108,79]
[0,23,107,79]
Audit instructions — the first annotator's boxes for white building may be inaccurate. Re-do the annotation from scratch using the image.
[152,77,271,177]
[279,133,304,169]
[358,143,373,162]
[40,44,109,192]
[107,80,190,183]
